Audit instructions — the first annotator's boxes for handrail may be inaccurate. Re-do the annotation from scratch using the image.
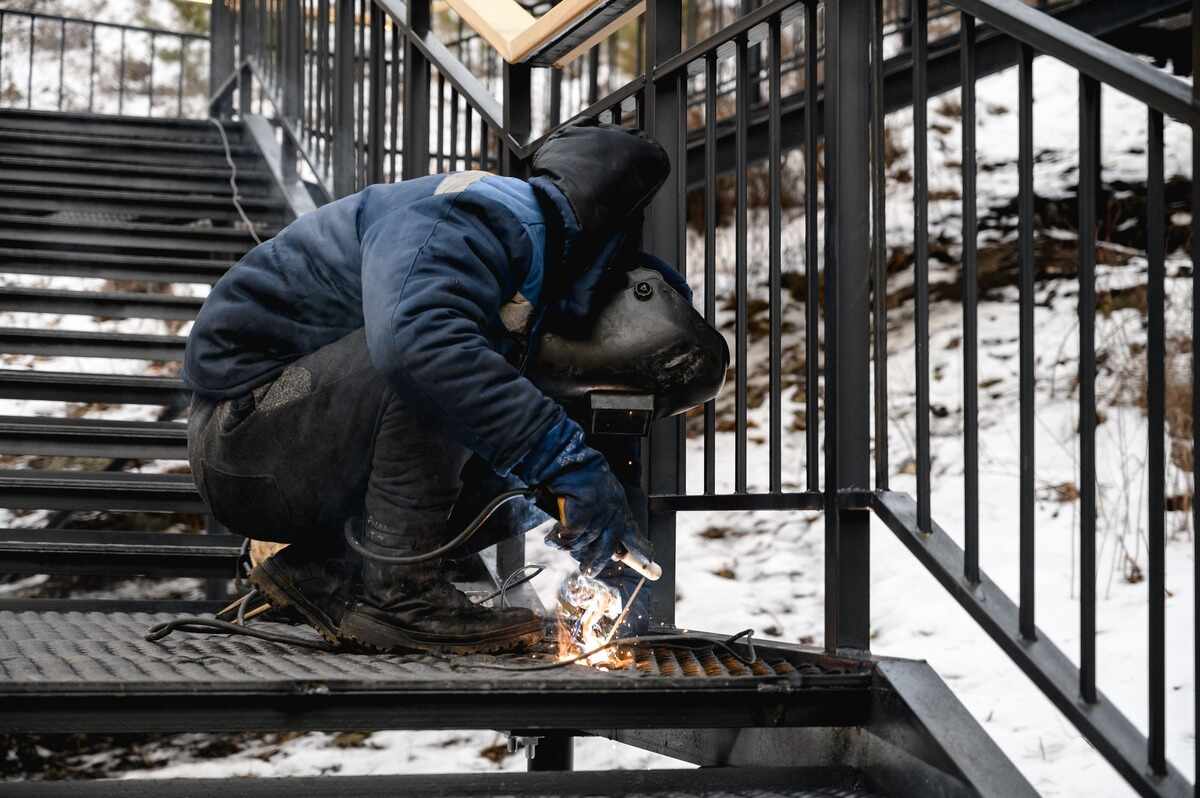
[0,8,209,41]
[442,0,643,65]
[0,7,210,117]
[951,0,1199,124]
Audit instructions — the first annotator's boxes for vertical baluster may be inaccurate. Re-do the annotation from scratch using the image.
[356,0,366,187]
[873,0,888,491]
[29,16,36,109]
[1018,42,1036,640]
[57,19,65,110]
[449,86,459,172]
[465,105,474,170]
[1146,106,1166,778]
[587,46,599,105]
[0,15,5,109]
[148,33,156,114]
[177,36,185,117]
[913,0,931,534]
[734,34,749,493]
[436,72,445,172]
[367,2,385,185]
[333,0,355,196]
[478,113,487,173]
[703,52,717,495]
[389,17,400,182]
[1078,73,1100,703]
[402,0,431,179]
[549,67,562,128]
[804,0,819,491]
[317,0,330,177]
[305,0,313,152]
[962,12,979,582]
[768,17,782,493]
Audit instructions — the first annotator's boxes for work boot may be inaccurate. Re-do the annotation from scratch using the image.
[249,538,359,644]
[339,515,545,655]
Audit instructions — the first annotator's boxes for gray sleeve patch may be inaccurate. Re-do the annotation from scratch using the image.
[435,170,489,195]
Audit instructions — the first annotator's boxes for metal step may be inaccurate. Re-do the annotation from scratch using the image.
[0,286,203,321]
[0,415,187,459]
[0,767,883,797]
[0,327,186,361]
[0,184,288,224]
[0,108,245,144]
[0,528,240,578]
[0,156,275,197]
[0,248,231,283]
[0,128,259,158]
[0,470,202,512]
[0,137,265,170]
[0,215,270,256]
[0,369,187,406]
[0,609,873,734]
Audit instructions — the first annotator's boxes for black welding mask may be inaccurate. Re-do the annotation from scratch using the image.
[527,260,729,436]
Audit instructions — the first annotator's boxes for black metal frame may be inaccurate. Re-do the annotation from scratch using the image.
[208,0,1200,792]
[0,9,209,117]
[0,0,1191,793]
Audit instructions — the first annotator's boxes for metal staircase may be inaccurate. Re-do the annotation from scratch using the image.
[0,0,1196,795]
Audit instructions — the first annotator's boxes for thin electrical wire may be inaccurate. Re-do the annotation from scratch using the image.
[344,489,535,564]
[208,116,264,245]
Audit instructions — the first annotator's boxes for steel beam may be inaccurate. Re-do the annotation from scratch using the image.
[823,0,872,655]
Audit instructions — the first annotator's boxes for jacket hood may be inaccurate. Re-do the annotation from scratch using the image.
[529,121,670,251]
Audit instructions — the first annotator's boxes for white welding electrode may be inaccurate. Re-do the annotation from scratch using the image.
[613,547,662,581]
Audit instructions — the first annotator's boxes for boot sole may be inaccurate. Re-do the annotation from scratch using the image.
[250,558,342,645]
[339,608,545,656]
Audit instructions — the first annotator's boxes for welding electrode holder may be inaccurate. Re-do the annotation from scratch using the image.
[343,486,662,581]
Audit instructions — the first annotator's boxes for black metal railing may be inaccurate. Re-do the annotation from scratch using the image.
[870,0,1198,795]
[204,0,1197,794]
[0,9,209,117]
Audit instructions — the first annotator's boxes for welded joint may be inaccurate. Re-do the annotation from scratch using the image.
[507,733,540,762]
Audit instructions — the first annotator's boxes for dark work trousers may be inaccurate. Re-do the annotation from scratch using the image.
[188,328,648,557]
[188,328,473,549]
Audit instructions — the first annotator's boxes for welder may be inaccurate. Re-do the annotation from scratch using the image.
[183,122,687,655]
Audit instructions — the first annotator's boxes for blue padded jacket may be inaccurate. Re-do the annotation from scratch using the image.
[183,171,578,474]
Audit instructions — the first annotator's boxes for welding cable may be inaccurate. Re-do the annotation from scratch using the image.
[343,489,537,564]
[236,586,258,626]
[208,116,264,246]
[144,616,338,651]
[476,563,546,607]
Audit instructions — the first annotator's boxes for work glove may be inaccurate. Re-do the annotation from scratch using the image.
[513,415,653,576]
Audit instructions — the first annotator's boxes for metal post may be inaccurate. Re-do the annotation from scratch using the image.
[239,0,260,114]
[281,0,303,182]
[333,0,356,195]
[643,0,683,628]
[210,0,236,118]
[367,2,386,185]
[823,0,872,653]
[527,733,573,771]
[502,62,531,178]
[401,0,431,179]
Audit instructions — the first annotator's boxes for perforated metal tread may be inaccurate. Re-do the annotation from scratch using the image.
[2,766,888,797]
[0,610,873,734]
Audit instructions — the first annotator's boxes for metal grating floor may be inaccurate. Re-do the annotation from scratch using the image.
[0,610,874,735]
[0,610,869,690]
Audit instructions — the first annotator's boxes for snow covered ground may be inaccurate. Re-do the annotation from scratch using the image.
[0,5,1196,793]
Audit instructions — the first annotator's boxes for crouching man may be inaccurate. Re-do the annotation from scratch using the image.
[183,123,668,654]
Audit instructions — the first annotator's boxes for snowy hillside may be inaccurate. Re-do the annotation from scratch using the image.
[0,3,1194,794]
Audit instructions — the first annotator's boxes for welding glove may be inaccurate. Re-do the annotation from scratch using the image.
[513,415,653,577]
